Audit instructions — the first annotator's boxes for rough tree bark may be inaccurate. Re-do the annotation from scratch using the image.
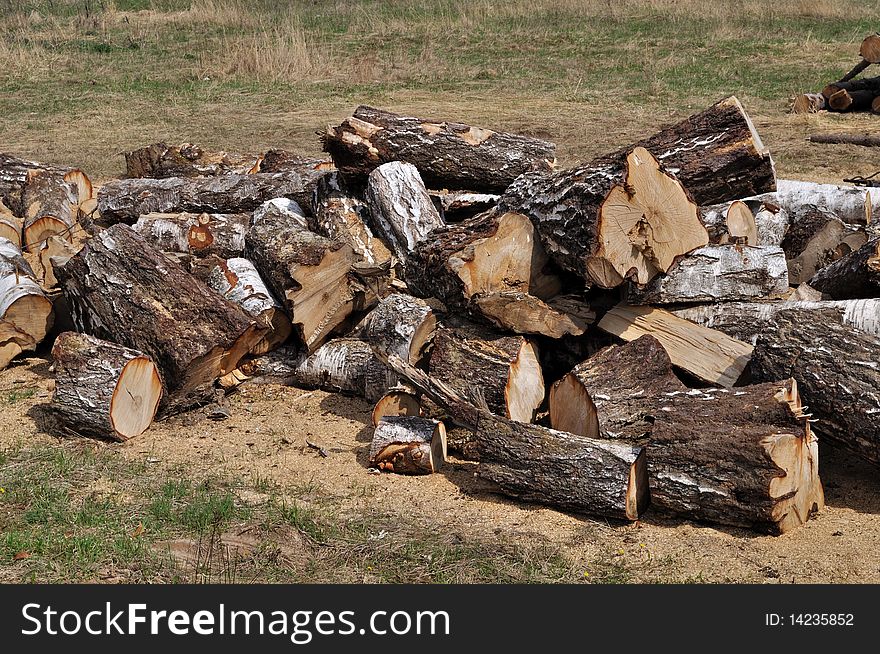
[123,142,260,178]
[256,149,334,175]
[0,153,92,217]
[360,293,436,364]
[369,416,446,475]
[750,179,877,225]
[781,205,867,284]
[131,212,250,259]
[807,236,880,299]
[431,190,500,222]
[20,169,79,252]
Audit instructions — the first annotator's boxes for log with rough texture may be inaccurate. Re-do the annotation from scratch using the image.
[0,153,92,216]
[648,378,823,534]
[808,132,880,147]
[808,236,880,299]
[51,332,163,441]
[432,190,500,221]
[369,416,446,474]
[700,200,758,244]
[472,291,595,339]
[671,299,880,344]
[97,172,319,224]
[791,93,826,114]
[131,212,250,259]
[0,320,35,370]
[598,304,753,387]
[252,197,308,229]
[753,306,880,467]
[123,142,260,178]
[361,293,436,364]
[257,149,334,175]
[750,179,878,225]
[371,387,422,426]
[0,237,53,345]
[626,245,789,304]
[0,202,21,248]
[501,147,707,288]
[365,161,444,264]
[206,257,291,355]
[56,224,265,412]
[36,235,80,289]
[754,203,788,247]
[21,169,79,251]
[429,324,544,423]
[781,205,867,284]
[321,105,556,192]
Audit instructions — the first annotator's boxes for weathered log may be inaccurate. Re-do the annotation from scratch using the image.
[0,320,35,370]
[0,237,53,345]
[501,147,708,288]
[252,197,309,229]
[371,387,422,426]
[21,169,79,251]
[0,153,92,216]
[51,332,163,441]
[626,245,788,305]
[257,149,334,175]
[0,206,22,249]
[365,161,444,265]
[750,179,877,225]
[791,93,826,114]
[123,142,260,178]
[360,293,436,364]
[431,190,500,222]
[56,224,265,412]
[808,236,880,299]
[598,304,752,387]
[472,291,595,339]
[754,203,788,247]
[321,105,556,192]
[206,257,291,355]
[781,205,867,284]
[35,235,80,289]
[429,324,544,423]
[700,200,758,244]
[753,306,880,467]
[828,88,877,112]
[131,212,250,259]
[808,132,880,147]
[369,416,446,474]
[96,172,319,224]
[648,378,823,534]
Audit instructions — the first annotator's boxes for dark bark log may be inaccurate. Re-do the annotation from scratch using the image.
[0,237,53,345]
[321,105,556,192]
[808,132,880,147]
[56,224,265,413]
[123,142,260,178]
[807,236,880,299]
[828,89,877,112]
[431,190,500,222]
[369,416,446,474]
[131,212,250,259]
[781,205,867,284]
[257,149,334,175]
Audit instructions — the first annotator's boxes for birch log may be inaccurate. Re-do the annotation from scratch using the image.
[131,212,250,259]
[369,416,446,474]
[0,237,53,345]
[700,200,759,244]
[361,293,436,364]
[0,153,92,217]
[750,179,878,225]
[123,142,260,178]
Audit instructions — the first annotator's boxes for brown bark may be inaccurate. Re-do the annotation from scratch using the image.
[781,205,867,284]
[21,169,79,252]
[123,142,260,178]
[257,149,334,175]
[807,236,880,299]
[808,132,880,147]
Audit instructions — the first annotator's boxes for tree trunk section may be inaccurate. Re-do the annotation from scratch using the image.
[808,132,880,147]
[750,179,877,225]
[432,190,500,222]
[257,149,334,175]
[0,320,35,370]
[287,338,398,402]
[131,212,250,259]
[472,291,594,339]
[781,205,867,284]
[21,169,79,252]
[371,387,422,426]
[807,236,880,299]
[0,153,92,216]
[0,237,53,345]
[123,142,260,178]
[360,293,436,364]
[0,206,22,248]
[700,200,758,244]
[369,416,446,474]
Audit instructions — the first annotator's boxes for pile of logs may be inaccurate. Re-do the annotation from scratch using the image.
[5,95,880,536]
[792,33,880,114]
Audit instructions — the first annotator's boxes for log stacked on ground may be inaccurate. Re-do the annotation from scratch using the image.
[21,169,80,251]
[0,237,54,348]
[0,153,92,217]
[780,205,866,284]
[132,212,250,259]
[369,416,446,474]
[360,293,436,364]
[808,236,880,299]
[123,142,260,178]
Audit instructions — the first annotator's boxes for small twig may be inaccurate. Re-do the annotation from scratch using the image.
[305,440,328,458]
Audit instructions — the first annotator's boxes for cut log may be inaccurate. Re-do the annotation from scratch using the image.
[365,161,444,265]
[754,203,788,247]
[861,33,880,63]
[750,179,877,225]
[807,236,880,298]
[874,96,880,114]
[429,324,544,423]
[432,190,500,222]
[501,147,707,288]
[131,212,250,259]
[0,237,53,345]
[753,306,880,467]
[244,210,369,351]
[206,257,292,355]
[371,387,422,426]
[671,298,880,344]
[0,320,35,370]
[700,200,758,244]
[808,132,880,147]
[472,291,595,339]
[257,149,334,175]
[50,332,163,441]
[21,169,79,251]
[626,245,789,305]
[550,335,683,442]
[321,105,556,192]
[598,304,753,387]
[828,88,876,112]
[252,198,309,229]
[791,93,826,114]
[369,416,446,474]
[781,205,867,284]
[648,378,823,534]
[405,210,561,310]
[96,171,319,224]
[0,153,92,216]
[311,172,391,267]
[0,210,22,248]
[56,224,265,412]
[123,142,260,178]
[361,293,436,364]
[36,235,80,289]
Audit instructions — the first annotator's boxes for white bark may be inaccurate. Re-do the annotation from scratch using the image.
[207,257,283,321]
[252,198,308,229]
[0,236,53,344]
[132,212,249,257]
[750,179,879,225]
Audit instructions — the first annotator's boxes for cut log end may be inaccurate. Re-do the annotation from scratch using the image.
[860,33,880,64]
[549,372,597,439]
[369,416,446,475]
[371,389,422,427]
[110,356,163,440]
[505,340,544,423]
[4,293,53,346]
[726,200,759,244]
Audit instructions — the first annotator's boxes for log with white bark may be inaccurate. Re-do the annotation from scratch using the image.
[625,245,789,305]
[808,236,880,299]
[0,237,53,346]
[780,205,867,284]
[472,291,595,339]
[360,293,436,364]
[598,304,753,387]
[0,153,92,217]
[501,147,708,288]
[429,323,544,423]
[131,212,250,259]
[21,169,79,252]
[365,161,444,265]
[749,179,878,225]
[369,416,446,474]
[371,387,422,426]
[322,105,557,192]
[754,203,788,247]
[431,190,500,221]
[56,224,265,412]
[50,331,163,441]
[123,142,260,178]
[700,200,759,244]
[252,198,309,229]
[206,257,292,355]
[752,306,880,467]
[0,320,35,370]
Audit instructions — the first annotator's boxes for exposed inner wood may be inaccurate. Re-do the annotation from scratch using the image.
[0,319,35,370]
[371,388,422,427]
[0,237,54,345]
[369,416,446,475]
[472,291,595,339]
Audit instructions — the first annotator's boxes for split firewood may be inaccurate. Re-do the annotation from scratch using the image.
[322,105,556,192]
[256,149,334,175]
[371,387,422,426]
[206,257,292,355]
[21,169,79,251]
[823,75,880,101]
[750,179,877,225]
[369,416,446,474]
[56,224,265,413]
[626,245,789,305]
[360,293,436,364]
[598,304,752,387]
[0,320,35,370]
[405,210,561,309]
[0,205,22,248]
[781,205,867,284]
[252,197,308,229]
[472,291,595,339]
[808,132,880,147]
[807,236,880,299]
[0,237,54,346]
[790,93,826,114]
[365,161,444,265]
[96,171,320,224]
[244,210,371,352]
[753,306,880,467]
[502,147,708,288]
[648,378,823,534]
[0,153,92,217]
[429,323,544,423]
[431,190,500,222]
[36,235,80,289]
[131,212,250,259]
[700,200,758,244]
[51,331,163,441]
[311,172,391,266]
[123,142,260,178]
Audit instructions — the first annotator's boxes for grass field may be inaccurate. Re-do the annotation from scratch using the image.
[3,0,880,583]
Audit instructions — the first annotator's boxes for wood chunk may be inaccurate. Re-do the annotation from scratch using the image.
[700,200,758,244]
[754,203,788,247]
[808,132,880,147]
[751,179,877,225]
[371,387,422,426]
[21,169,79,252]
[472,291,595,339]
[432,190,500,221]
[123,142,260,178]
[598,304,752,387]
[131,212,250,259]
[257,149,334,175]
[0,237,53,346]
[781,205,867,284]
[0,320,35,370]
[51,332,162,441]
[361,293,436,364]
[791,93,826,114]
[0,153,92,216]
[808,236,880,299]
[369,416,446,474]
[253,198,309,229]
[322,105,556,192]
[287,338,397,402]
[0,203,22,248]
[36,235,80,289]
[861,33,880,63]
